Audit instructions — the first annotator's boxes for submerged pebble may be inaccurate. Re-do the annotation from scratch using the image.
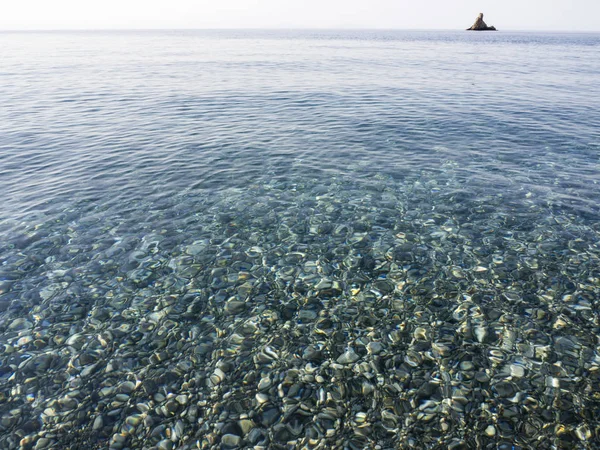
[337,349,360,365]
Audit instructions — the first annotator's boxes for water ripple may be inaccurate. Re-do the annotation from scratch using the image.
[1,30,600,449]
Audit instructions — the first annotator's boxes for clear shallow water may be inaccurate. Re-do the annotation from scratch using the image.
[1,30,600,449]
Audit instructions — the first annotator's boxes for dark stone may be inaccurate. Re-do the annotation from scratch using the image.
[494,381,516,397]
[142,379,157,395]
[260,408,280,427]
[22,419,41,433]
[302,345,323,362]
[221,421,243,437]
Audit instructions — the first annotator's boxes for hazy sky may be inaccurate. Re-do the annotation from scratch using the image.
[1,0,599,31]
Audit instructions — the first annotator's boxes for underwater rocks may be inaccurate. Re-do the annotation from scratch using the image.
[1,174,600,449]
[467,13,497,31]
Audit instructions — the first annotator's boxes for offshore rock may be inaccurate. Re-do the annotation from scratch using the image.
[467,13,497,31]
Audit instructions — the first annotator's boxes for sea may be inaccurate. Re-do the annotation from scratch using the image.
[1,30,600,449]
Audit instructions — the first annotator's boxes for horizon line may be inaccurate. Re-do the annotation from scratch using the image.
[1,27,600,33]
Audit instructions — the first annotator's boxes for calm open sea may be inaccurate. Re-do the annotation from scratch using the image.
[1,30,600,449]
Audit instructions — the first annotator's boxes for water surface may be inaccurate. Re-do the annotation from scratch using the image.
[1,30,600,449]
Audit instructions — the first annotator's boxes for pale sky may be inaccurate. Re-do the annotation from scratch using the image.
[1,0,599,31]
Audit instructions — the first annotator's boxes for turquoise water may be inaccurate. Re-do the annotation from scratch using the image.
[1,30,600,449]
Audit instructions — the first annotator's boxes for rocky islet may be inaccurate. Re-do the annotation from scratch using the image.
[467,13,497,31]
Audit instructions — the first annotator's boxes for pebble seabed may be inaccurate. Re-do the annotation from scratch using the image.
[1,170,600,450]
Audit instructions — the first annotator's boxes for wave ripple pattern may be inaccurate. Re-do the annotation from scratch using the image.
[1,30,600,449]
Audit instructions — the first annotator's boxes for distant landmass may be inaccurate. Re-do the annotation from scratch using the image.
[467,13,497,31]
